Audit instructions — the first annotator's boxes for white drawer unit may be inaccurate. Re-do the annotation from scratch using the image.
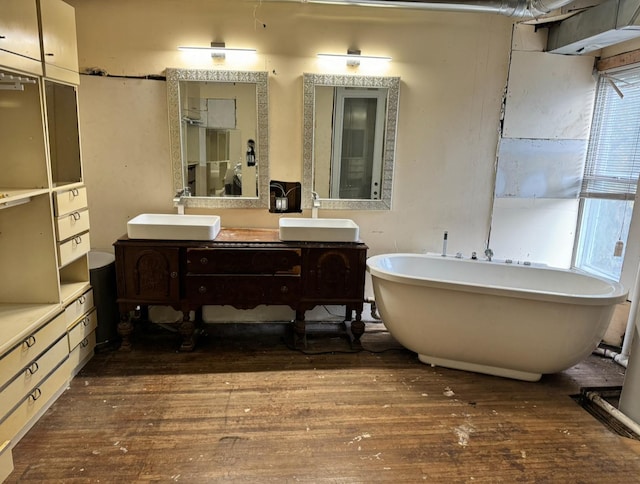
[67,309,97,351]
[57,231,90,268]
[53,186,87,217]
[63,288,94,327]
[0,312,66,390]
[53,186,91,268]
[0,440,13,483]
[0,357,70,445]
[67,307,96,378]
[68,330,95,377]
[0,309,70,450]
[55,207,90,242]
[0,335,68,420]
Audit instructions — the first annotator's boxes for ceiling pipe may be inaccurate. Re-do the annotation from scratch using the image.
[281,0,576,17]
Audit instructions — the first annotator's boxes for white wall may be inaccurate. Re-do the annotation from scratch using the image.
[70,0,514,276]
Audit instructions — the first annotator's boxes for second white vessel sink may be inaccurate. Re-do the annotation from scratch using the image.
[127,213,221,241]
[279,217,360,242]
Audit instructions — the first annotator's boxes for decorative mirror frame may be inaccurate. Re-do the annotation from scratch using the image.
[302,73,400,210]
[167,68,269,209]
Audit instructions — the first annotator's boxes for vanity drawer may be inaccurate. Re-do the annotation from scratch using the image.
[58,231,90,267]
[186,248,301,275]
[185,275,300,305]
[53,186,88,216]
[0,335,68,420]
[0,312,66,389]
[0,357,70,444]
[68,309,97,351]
[64,289,94,327]
[55,208,90,242]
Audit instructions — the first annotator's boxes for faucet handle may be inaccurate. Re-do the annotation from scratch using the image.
[183,187,191,197]
[311,191,321,208]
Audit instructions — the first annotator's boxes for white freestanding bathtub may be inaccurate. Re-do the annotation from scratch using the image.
[367,254,627,381]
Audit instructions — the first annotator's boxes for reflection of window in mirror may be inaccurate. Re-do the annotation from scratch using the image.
[332,88,386,200]
[168,68,269,209]
[181,87,258,198]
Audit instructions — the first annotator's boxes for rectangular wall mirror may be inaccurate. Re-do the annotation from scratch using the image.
[302,73,400,210]
[167,68,269,209]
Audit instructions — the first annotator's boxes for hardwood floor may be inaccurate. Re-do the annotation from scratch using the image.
[6,321,640,482]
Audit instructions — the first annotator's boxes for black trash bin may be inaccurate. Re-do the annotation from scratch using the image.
[89,251,119,350]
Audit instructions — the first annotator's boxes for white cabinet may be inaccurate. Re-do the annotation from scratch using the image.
[0,0,42,75]
[0,0,93,464]
[0,440,13,482]
[45,81,82,186]
[54,186,91,269]
[38,0,79,84]
[0,69,49,197]
[0,310,69,447]
[65,291,97,378]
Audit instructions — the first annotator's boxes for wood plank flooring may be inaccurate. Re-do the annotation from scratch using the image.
[6,321,640,482]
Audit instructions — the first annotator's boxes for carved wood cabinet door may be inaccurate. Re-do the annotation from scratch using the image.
[120,246,180,303]
[303,248,366,301]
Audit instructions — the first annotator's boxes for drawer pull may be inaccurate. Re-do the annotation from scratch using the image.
[71,188,79,197]
[30,388,42,402]
[78,295,86,305]
[26,362,39,376]
[73,235,83,246]
[23,335,37,349]
[81,338,90,348]
[82,317,89,327]
[280,285,289,294]
[198,285,207,294]
[71,211,81,221]
[200,257,209,265]
[170,271,178,279]
[45,52,54,57]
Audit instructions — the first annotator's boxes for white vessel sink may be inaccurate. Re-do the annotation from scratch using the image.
[127,213,221,241]
[278,217,360,242]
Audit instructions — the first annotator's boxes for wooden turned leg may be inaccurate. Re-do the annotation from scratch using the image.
[179,312,196,352]
[117,313,133,351]
[294,309,306,347]
[350,310,365,346]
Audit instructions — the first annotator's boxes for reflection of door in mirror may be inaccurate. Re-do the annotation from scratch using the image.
[313,86,387,201]
[331,88,386,200]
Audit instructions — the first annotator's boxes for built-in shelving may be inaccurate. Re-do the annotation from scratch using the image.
[0,0,95,466]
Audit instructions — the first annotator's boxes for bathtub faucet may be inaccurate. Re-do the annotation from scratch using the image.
[442,231,448,257]
[484,248,494,262]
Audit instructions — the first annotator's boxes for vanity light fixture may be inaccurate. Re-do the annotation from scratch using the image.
[317,49,391,66]
[178,42,256,59]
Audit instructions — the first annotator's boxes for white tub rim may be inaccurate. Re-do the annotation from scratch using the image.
[366,253,628,306]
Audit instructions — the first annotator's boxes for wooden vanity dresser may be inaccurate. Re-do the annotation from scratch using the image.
[114,228,368,350]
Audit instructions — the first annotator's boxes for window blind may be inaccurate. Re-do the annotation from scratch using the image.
[580,66,640,201]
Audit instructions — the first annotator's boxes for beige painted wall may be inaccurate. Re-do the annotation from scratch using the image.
[70,0,514,287]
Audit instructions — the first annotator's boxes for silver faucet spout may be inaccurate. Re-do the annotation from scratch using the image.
[311,191,320,218]
[173,187,191,214]
[484,248,494,262]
